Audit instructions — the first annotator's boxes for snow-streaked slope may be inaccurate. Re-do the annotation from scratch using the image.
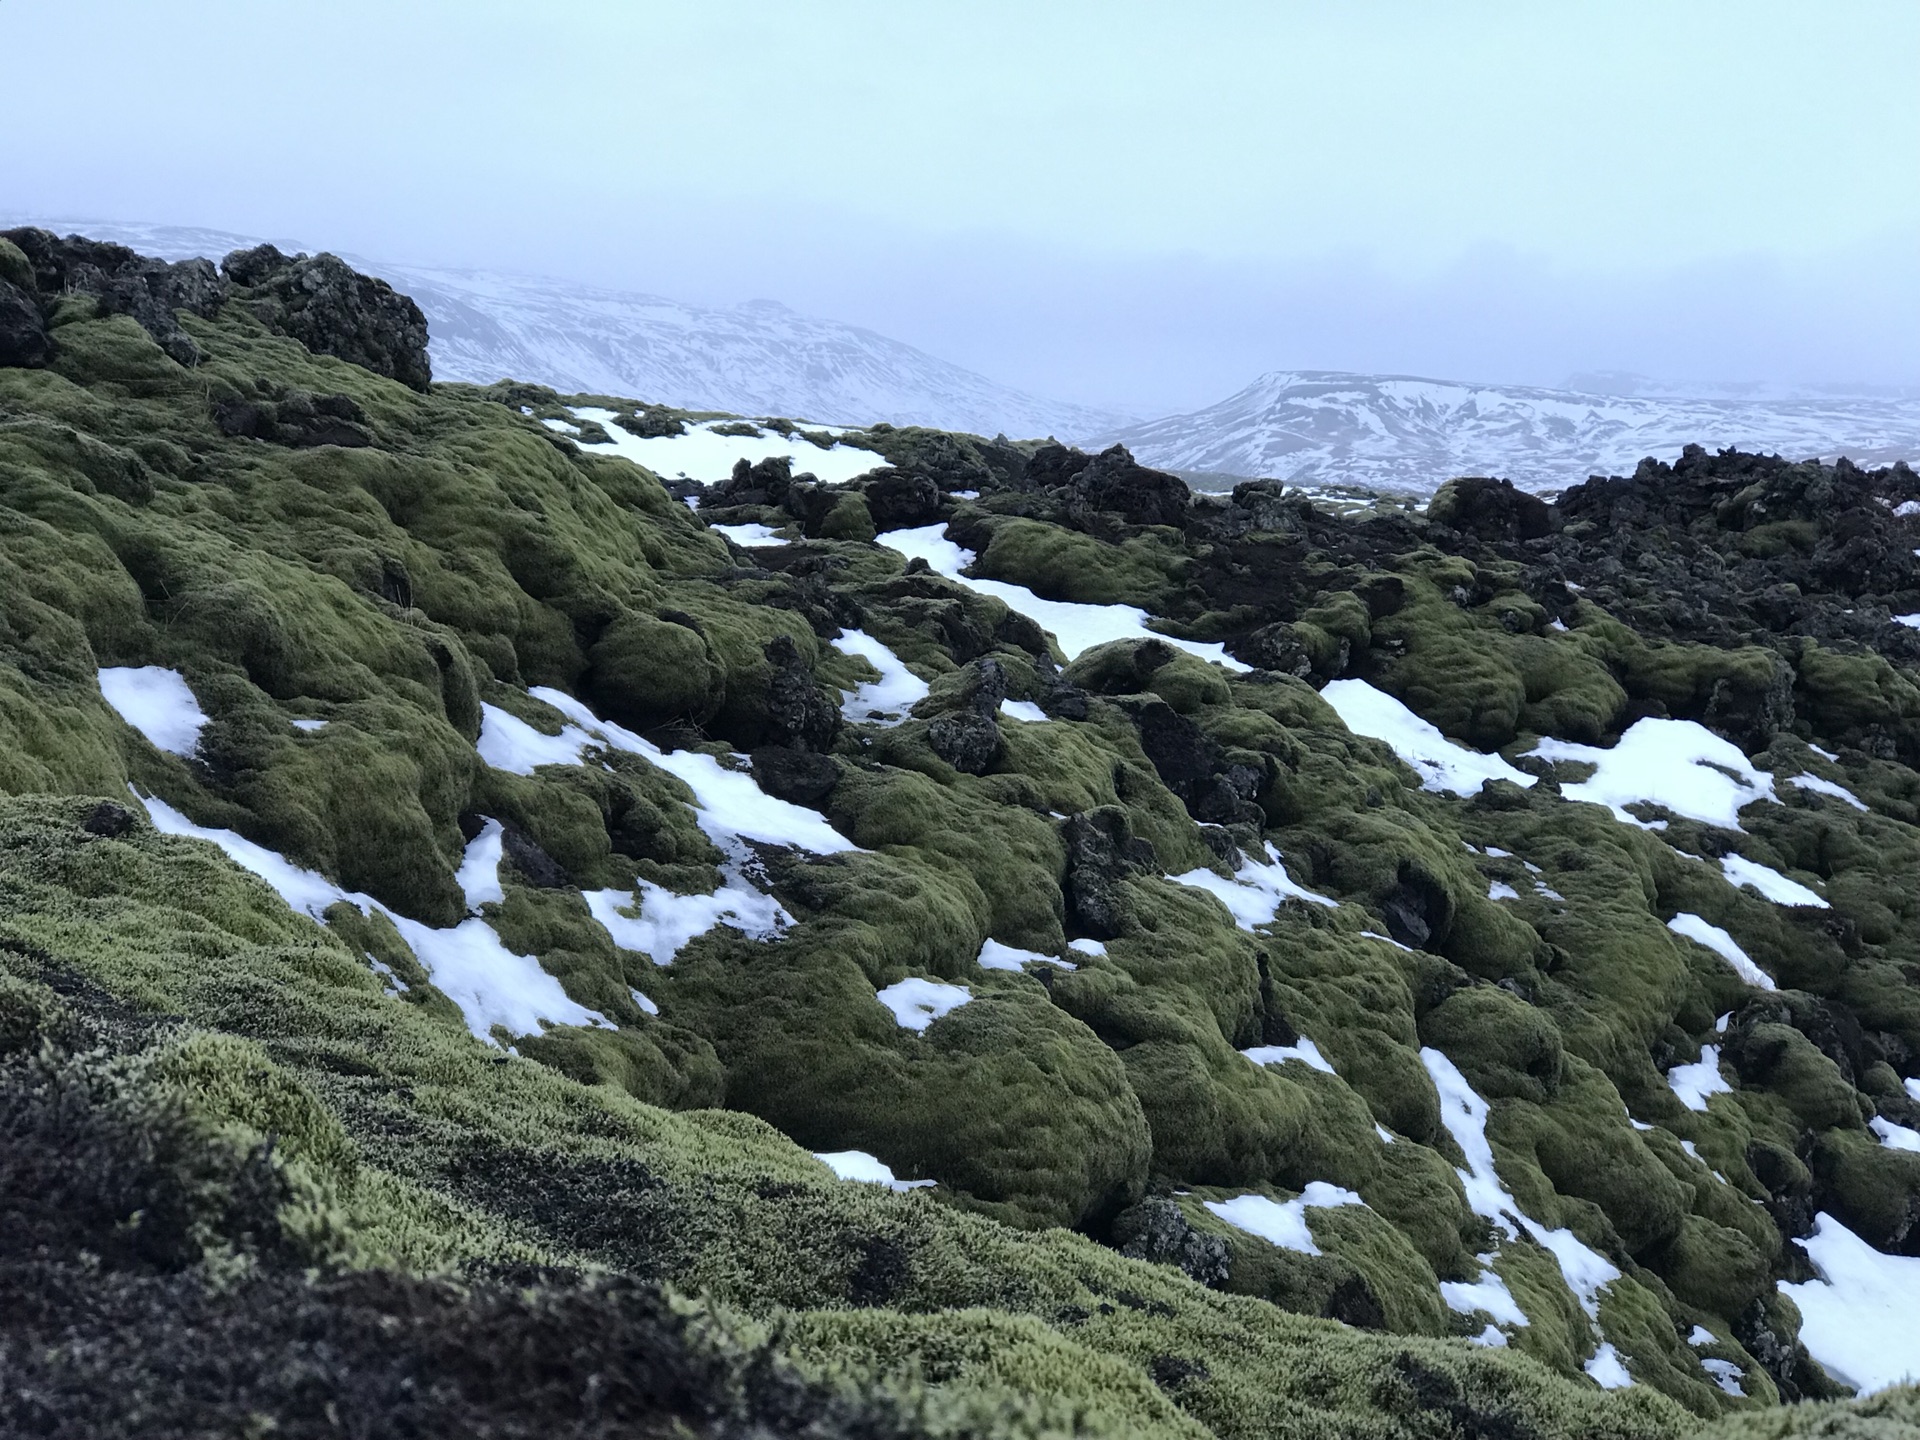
[1110,370,1920,493]
[5,218,1121,442]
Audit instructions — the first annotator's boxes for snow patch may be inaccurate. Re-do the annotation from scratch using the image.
[1720,854,1829,908]
[291,718,328,733]
[832,629,930,725]
[1526,719,1774,830]
[136,793,607,1043]
[1169,842,1336,928]
[1068,937,1108,957]
[1870,1115,1920,1152]
[999,698,1049,723]
[572,407,891,486]
[1320,680,1536,796]
[1204,1183,1365,1257]
[1667,1046,1732,1112]
[1666,913,1776,990]
[1788,773,1868,811]
[97,667,209,758]
[815,1150,936,1190]
[1488,881,1520,901]
[585,880,789,967]
[1780,1213,1920,1394]
[1585,1343,1634,1389]
[977,938,1075,972]
[878,523,1247,670]
[876,977,971,1032]
[1242,1037,1338,1075]
[1422,1047,1622,1322]
[628,987,659,1016]
[712,521,788,547]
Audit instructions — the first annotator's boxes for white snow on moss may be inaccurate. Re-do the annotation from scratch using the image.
[291,718,328,733]
[1688,1325,1716,1347]
[1526,719,1774,830]
[585,880,790,967]
[815,1149,936,1190]
[712,521,788,547]
[1779,1213,1920,1394]
[1870,1116,1920,1152]
[528,687,857,855]
[628,987,659,1016]
[1204,1183,1365,1257]
[876,977,971,1032]
[1585,1343,1634,1389]
[97,667,209,758]
[1720,854,1829,908]
[1666,913,1776,990]
[571,408,890,487]
[1242,1038,1337,1075]
[1169,842,1335,928]
[1422,1047,1622,1325]
[1907,1078,1920,1104]
[1488,880,1520,901]
[1442,1266,1530,1330]
[1788,773,1868,811]
[476,703,598,774]
[976,938,1075,972]
[455,820,507,909]
[1667,1045,1732,1112]
[480,688,855,970]
[136,793,607,1042]
[832,629,929,725]
[877,523,1247,669]
[999,698,1049,722]
[1700,1359,1745,1397]
[1896,613,1920,630]
[1068,937,1108,957]
[1320,680,1537,796]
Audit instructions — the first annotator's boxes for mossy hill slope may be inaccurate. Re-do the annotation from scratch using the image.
[1,229,1917,1438]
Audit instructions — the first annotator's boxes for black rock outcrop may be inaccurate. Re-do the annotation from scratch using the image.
[2,227,228,367]
[221,244,432,391]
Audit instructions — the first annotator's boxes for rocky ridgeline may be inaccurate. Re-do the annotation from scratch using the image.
[1,232,1918,1438]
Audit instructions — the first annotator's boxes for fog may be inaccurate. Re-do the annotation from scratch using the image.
[5,0,1916,416]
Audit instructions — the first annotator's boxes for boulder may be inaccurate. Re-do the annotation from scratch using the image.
[0,278,49,368]
[2,227,227,367]
[1426,476,1552,543]
[222,244,431,391]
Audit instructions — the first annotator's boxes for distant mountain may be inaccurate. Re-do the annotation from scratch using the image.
[1109,370,1920,493]
[1,217,1124,442]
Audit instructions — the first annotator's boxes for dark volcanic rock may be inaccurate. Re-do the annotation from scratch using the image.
[1112,1197,1230,1287]
[221,244,432,391]
[0,278,50,368]
[1070,445,1191,527]
[751,747,842,806]
[1426,476,1552,543]
[1061,807,1157,940]
[927,710,1002,774]
[2,227,228,366]
[761,635,842,752]
[214,389,373,448]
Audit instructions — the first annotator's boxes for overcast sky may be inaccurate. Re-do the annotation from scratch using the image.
[6,1,1918,415]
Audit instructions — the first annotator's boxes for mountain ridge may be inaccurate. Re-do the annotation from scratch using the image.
[1109,370,1920,492]
[0,216,1125,442]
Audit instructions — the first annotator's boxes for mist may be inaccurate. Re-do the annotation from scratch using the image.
[5,0,1916,417]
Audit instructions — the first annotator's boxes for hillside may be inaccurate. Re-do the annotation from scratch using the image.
[2,228,1919,1437]
[1,218,1124,442]
[1110,372,1920,492]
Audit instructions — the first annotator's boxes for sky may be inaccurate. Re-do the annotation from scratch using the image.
[5,0,1918,416]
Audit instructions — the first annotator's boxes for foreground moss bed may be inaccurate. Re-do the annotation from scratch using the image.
[1,231,1918,1438]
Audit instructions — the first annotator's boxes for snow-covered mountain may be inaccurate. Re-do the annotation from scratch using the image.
[1110,370,1920,493]
[2,218,1123,442]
